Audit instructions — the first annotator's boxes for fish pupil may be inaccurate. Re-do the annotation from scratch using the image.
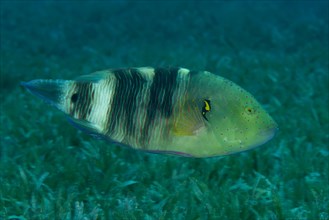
[71,93,78,103]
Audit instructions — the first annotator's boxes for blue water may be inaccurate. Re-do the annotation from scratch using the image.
[1,1,328,219]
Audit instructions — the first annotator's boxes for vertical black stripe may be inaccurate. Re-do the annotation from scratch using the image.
[70,82,93,119]
[107,68,146,137]
[107,69,126,135]
[141,67,179,143]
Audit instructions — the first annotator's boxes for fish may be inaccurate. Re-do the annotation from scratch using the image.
[21,67,278,158]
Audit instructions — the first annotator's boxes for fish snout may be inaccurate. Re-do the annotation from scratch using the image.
[259,123,278,140]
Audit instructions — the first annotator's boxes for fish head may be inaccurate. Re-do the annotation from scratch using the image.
[189,71,278,155]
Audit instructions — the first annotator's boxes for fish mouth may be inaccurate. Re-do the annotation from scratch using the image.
[258,124,278,144]
[243,125,278,151]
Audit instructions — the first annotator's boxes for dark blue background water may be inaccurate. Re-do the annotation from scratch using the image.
[2,1,327,81]
[1,1,328,219]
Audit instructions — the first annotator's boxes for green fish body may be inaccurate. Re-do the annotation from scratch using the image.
[22,67,277,157]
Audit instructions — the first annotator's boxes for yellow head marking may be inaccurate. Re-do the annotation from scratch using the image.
[202,99,211,121]
[204,100,211,111]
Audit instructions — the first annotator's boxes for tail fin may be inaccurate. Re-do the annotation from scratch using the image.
[21,79,70,111]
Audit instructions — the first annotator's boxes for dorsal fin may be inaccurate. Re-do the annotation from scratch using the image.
[75,70,109,83]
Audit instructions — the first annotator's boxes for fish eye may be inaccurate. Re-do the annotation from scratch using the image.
[71,93,78,103]
[245,107,255,114]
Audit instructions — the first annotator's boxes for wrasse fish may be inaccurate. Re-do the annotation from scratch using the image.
[22,67,277,158]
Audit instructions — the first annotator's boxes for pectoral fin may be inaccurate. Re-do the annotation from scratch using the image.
[173,100,206,136]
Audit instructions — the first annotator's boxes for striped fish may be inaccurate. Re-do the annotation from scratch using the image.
[22,67,278,157]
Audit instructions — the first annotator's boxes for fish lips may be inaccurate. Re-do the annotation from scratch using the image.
[256,124,279,146]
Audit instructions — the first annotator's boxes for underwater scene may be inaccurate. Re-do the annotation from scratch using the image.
[1,1,328,219]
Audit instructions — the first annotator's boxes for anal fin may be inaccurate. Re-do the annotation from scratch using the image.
[66,116,102,136]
